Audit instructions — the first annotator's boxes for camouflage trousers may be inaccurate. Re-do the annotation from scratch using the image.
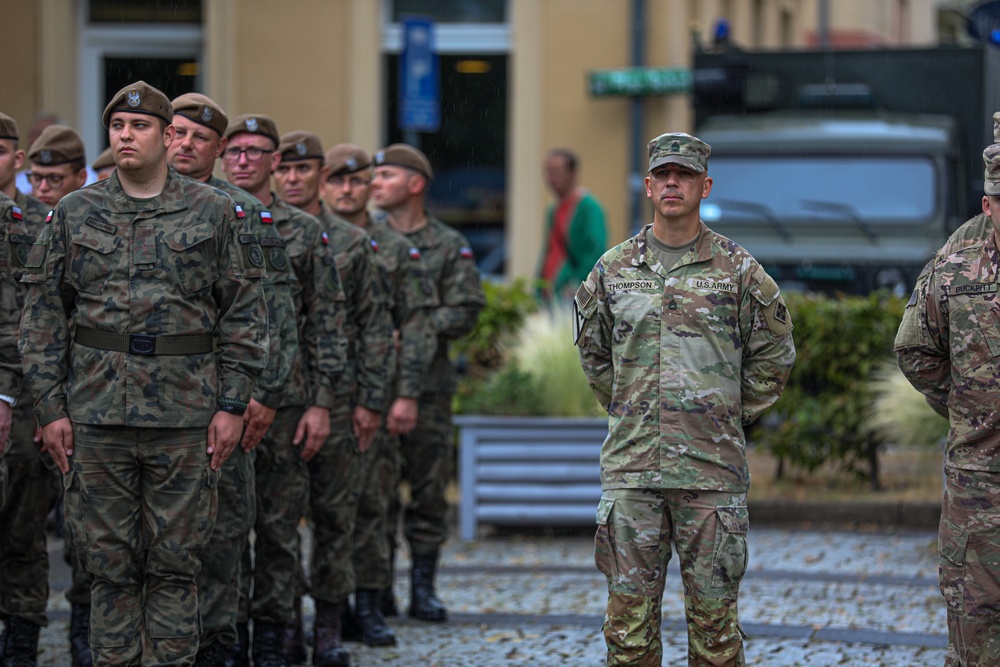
[64,424,219,667]
[249,406,308,625]
[595,488,748,667]
[0,401,57,626]
[352,430,399,589]
[940,467,1000,667]
[389,393,453,556]
[305,406,363,603]
[198,446,255,649]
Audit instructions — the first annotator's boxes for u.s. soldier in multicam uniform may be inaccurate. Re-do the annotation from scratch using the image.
[17,81,269,666]
[273,131,394,665]
[575,133,795,667]
[895,139,1000,667]
[167,93,300,667]
[371,144,486,623]
[0,115,92,667]
[320,143,439,648]
[221,113,346,667]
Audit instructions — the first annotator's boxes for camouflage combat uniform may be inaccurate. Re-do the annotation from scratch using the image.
[305,204,392,606]
[576,223,795,666]
[353,214,438,592]
[248,194,346,629]
[0,191,55,632]
[18,168,268,666]
[195,176,298,652]
[389,215,484,557]
[896,233,1000,667]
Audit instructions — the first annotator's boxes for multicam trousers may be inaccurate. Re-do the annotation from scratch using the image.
[595,488,749,667]
[939,467,1000,667]
[0,401,57,627]
[64,424,218,667]
[198,445,255,649]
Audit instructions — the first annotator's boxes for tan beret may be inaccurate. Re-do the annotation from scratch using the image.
[171,92,228,137]
[225,114,280,147]
[325,143,371,175]
[91,147,115,171]
[278,131,324,163]
[28,125,85,165]
[373,143,433,180]
[102,80,173,128]
[0,113,18,142]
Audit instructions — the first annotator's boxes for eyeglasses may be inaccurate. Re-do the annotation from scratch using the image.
[222,147,273,162]
[326,174,371,188]
[27,171,68,188]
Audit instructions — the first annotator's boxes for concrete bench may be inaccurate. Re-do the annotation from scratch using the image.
[456,415,607,540]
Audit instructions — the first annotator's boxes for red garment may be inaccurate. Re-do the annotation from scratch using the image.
[541,194,577,283]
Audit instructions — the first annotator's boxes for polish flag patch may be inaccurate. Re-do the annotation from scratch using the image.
[459,246,474,259]
[408,247,421,260]
[322,231,330,245]
[45,210,54,223]
[260,211,273,224]
[370,238,379,253]
[234,205,246,219]
[11,206,22,221]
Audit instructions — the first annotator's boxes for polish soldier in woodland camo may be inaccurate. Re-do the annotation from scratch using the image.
[895,139,1000,667]
[576,133,795,666]
[17,81,269,667]
[168,92,300,666]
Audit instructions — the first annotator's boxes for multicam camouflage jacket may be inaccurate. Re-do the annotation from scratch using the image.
[269,195,348,411]
[895,234,1000,472]
[18,168,268,428]
[575,223,795,492]
[363,215,439,400]
[392,214,485,395]
[315,204,392,412]
[209,177,297,410]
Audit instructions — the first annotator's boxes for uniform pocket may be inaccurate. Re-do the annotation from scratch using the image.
[594,496,618,583]
[70,222,120,295]
[939,516,968,614]
[711,505,749,591]
[164,222,219,294]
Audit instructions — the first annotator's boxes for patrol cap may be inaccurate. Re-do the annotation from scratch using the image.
[171,92,229,137]
[373,143,433,180]
[278,131,324,163]
[324,143,371,175]
[984,142,1000,196]
[102,80,173,128]
[0,113,18,142]
[91,147,115,171]
[647,132,711,174]
[225,114,280,148]
[28,125,86,166]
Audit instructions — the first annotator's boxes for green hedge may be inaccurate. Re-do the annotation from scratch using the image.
[753,291,907,483]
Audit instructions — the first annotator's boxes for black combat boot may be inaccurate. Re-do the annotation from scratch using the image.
[340,599,361,643]
[354,589,396,647]
[251,622,287,667]
[311,600,350,667]
[193,640,231,667]
[283,598,307,665]
[409,552,447,622]
[1,616,41,667]
[231,622,250,667]
[69,604,93,667]
[380,545,398,618]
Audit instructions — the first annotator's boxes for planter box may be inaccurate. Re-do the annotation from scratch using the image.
[455,415,608,540]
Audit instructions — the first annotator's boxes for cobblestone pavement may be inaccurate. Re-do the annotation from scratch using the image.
[31,526,946,666]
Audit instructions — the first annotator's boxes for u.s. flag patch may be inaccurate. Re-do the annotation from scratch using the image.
[11,206,22,221]
[234,205,246,219]
[459,246,474,259]
[408,247,421,260]
[260,211,273,224]
[370,238,379,253]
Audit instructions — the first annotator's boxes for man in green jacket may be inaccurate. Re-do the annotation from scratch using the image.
[539,148,607,299]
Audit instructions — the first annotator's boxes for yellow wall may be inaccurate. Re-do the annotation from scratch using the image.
[1,0,42,144]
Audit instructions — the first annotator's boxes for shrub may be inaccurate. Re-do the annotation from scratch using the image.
[861,360,949,448]
[452,278,540,377]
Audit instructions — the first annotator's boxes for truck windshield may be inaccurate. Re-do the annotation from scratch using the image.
[702,155,937,225]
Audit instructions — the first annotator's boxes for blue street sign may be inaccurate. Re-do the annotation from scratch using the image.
[400,16,440,132]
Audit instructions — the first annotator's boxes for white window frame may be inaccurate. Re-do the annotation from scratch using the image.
[381,0,510,53]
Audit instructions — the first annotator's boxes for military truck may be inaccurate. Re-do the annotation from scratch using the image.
[693,45,1000,294]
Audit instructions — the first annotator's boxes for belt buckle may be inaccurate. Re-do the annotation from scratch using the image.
[128,334,156,356]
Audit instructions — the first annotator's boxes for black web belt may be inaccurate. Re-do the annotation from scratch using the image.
[75,327,214,356]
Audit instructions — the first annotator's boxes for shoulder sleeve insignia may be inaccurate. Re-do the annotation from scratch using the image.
[45,210,54,223]
[11,206,22,221]
[321,231,330,245]
[260,211,273,224]
[408,247,421,259]
[370,238,379,252]
[234,204,246,219]
[459,246,474,259]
